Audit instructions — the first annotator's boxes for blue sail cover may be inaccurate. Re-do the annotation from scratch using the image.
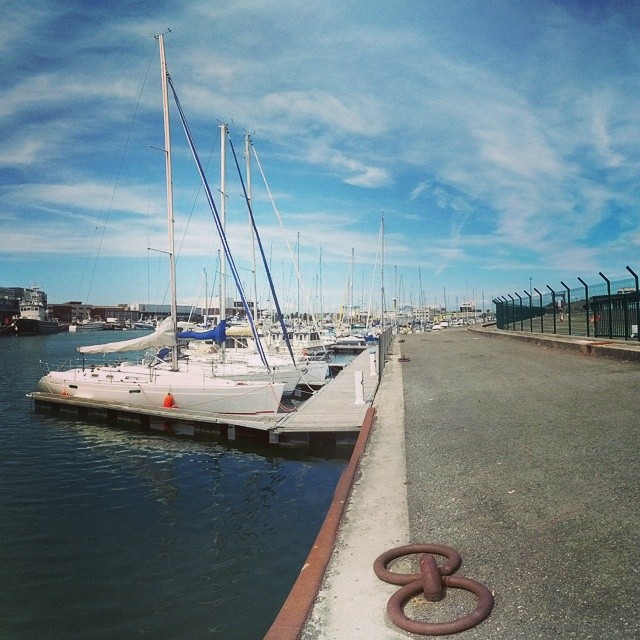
[177,320,226,344]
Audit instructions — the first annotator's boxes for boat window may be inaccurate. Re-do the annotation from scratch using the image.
[128,389,142,394]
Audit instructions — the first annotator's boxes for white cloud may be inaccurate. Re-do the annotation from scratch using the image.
[1,1,639,308]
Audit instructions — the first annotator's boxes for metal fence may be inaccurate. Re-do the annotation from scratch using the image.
[493,266,640,341]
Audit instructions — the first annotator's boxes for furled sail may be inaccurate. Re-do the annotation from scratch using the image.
[77,317,177,355]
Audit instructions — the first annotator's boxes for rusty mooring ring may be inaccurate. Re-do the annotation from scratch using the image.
[373,544,462,586]
[387,573,494,636]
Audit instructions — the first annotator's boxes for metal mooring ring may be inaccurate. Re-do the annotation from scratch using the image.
[373,544,462,586]
[387,574,494,636]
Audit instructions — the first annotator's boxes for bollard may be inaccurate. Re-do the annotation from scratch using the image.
[369,352,377,376]
[354,370,365,405]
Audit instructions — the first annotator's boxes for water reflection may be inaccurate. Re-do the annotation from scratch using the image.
[0,334,348,640]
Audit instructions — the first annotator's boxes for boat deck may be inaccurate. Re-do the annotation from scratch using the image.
[28,349,380,445]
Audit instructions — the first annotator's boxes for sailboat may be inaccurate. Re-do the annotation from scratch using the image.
[178,321,303,396]
[36,35,285,416]
[180,321,329,393]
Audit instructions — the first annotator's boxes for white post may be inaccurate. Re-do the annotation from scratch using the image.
[369,351,377,376]
[354,369,364,405]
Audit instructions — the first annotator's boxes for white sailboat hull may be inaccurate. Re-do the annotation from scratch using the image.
[296,360,330,387]
[207,364,300,396]
[38,363,285,415]
[183,343,328,392]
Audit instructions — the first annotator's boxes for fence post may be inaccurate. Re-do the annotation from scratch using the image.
[626,266,640,342]
[560,281,571,335]
[578,277,590,337]
[502,297,510,329]
[547,285,557,334]
[534,288,543,333]
[493,298,502,329]
[508,294,516,330]
[599,272,613,339]
[515,292,523,331]
[524,290,533,332]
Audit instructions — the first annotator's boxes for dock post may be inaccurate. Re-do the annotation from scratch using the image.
[354,370,365,405]
[227,425,236,441]
[369,351,377,376]
[269,430,279,445]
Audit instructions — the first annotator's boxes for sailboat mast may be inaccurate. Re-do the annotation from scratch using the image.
[158,33,178,371]
[296,231,300,320]
[218,124,228,362]
[350,247,355,324]
[219,124,227,327]
[245,134,258,325]
[380,215,385,331]
[319,246,323,325]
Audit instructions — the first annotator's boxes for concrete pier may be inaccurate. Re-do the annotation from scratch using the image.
[272,328,640,639]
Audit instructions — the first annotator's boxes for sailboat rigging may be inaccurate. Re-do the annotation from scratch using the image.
[166,78,272,371]
[35,34,285,416]
[228,136,296,366]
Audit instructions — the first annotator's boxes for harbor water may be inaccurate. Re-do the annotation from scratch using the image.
[0,331,349,639]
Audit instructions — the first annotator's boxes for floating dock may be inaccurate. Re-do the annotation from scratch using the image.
[29,349,380,446]
[272,349,378,443]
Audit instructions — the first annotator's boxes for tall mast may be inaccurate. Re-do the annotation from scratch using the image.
[319,246,323,324]
[158,33,178,371]
[418,266,424,328]
[245,134,258,325]
[219,124,227,325]
[350,247,355,324]
[219,124,228,361]
[380,214,385,330]
[296,231,300,320]
[204,268,209,325]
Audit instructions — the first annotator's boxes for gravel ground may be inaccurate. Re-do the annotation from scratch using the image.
[402,329,640,639]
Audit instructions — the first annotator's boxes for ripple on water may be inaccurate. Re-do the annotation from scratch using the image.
[1,336,348,639]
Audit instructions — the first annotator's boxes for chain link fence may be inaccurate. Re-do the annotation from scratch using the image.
[493,266,640,341]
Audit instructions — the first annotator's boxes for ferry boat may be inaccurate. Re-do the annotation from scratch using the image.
[14,286,61,335]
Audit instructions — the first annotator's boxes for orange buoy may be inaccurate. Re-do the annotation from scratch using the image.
[163,392,175,408]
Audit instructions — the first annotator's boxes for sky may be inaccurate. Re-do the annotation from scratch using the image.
[1,0,639,315]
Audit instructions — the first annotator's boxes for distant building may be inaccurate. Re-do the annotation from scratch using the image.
[49,301,94,323]
[2,288,260,328]
[0,287,22,327]
[200,297,255,324]
[129,303,196,323]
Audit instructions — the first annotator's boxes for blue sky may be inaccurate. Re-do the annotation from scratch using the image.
[2,0,639,314]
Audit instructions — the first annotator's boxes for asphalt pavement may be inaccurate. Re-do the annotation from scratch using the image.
[405,328,640,638]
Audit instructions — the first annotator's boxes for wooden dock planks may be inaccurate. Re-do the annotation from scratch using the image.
[274,349,379,433]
